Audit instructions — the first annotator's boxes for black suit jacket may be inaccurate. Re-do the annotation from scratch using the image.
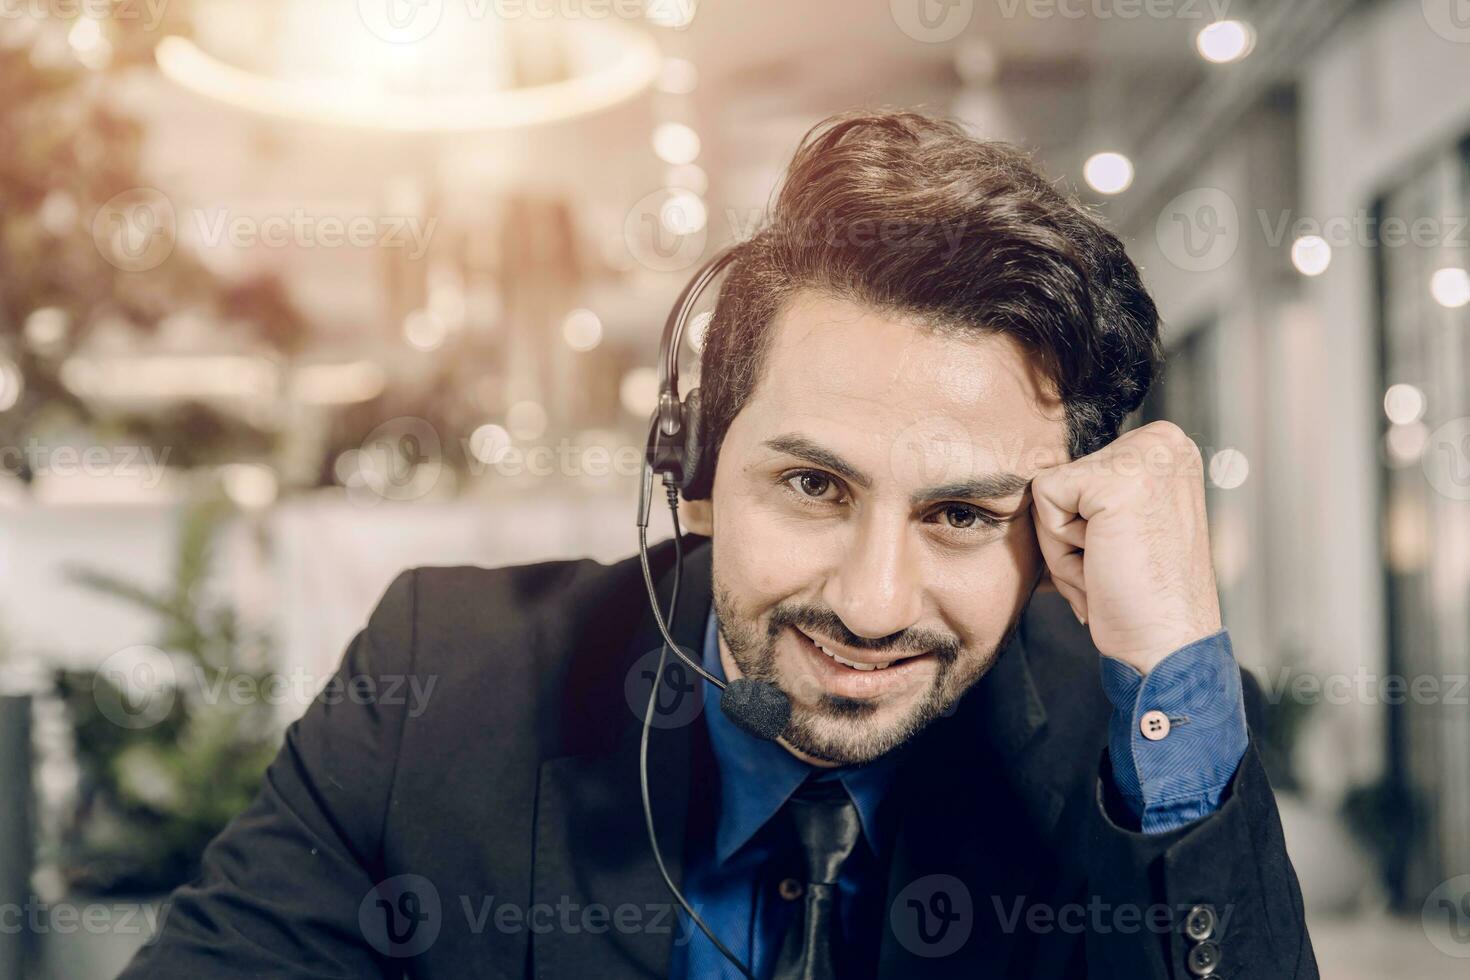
[121,532,1316,979]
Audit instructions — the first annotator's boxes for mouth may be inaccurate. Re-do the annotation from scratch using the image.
[800,629,901,670]
[787,625,933,699]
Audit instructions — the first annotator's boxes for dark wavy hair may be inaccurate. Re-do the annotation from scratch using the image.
[686,109,1162,500]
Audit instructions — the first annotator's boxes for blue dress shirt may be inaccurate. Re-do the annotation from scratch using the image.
[1099,628,1248,833]
[670,610,1248,979]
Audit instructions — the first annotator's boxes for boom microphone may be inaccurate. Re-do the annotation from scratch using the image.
[720,678,792,741]
[635,473,792,742]
[635,248,786,980]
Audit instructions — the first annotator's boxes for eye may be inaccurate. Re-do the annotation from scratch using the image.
[780,469,845,505]
[926,503,1004,532]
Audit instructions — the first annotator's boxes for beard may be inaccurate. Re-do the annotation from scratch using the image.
[711,578,1026,765]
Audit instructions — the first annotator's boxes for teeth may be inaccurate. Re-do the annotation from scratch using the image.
[818,644,891,671]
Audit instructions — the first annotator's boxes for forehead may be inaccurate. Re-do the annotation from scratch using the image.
[737,290,1069,475]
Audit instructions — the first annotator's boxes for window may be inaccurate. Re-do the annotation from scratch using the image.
[1372,134,1470,906]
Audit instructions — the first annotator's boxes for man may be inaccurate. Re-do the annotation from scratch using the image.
[123,111,1315,978]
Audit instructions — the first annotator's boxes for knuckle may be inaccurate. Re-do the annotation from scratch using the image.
[1139,422,1201,476]
[1030,469,1056,497]
[1143,419,1186,441]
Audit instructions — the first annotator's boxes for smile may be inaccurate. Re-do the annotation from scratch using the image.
[784,626,935,700]
[815,643,892,670]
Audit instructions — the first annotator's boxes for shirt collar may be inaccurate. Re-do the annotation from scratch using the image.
[699,606,903,866]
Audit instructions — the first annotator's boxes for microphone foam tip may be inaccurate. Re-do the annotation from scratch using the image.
[720,678,791,741]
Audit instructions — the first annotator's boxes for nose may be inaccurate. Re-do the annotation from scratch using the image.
[820,509,924,641]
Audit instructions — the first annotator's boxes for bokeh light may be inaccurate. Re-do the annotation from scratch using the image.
[1083,152,1134,195]
[1290,235,1332,276]
[562,309,604,352]
[1196,20,1256,64]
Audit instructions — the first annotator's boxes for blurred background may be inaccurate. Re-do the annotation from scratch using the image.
[0,0,1467,976]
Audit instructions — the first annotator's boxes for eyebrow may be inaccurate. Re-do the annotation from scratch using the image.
[761,433,1033,506]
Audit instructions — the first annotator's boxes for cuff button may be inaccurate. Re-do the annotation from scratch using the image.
[1185,904,1217,941]
[1140,709,1171,740]
[1187,940,1221,976]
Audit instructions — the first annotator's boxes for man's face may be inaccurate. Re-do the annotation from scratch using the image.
[704,290,1070,765]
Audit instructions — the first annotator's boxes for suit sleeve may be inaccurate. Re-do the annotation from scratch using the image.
[1082,673,1319,980]
[118,569,420,979]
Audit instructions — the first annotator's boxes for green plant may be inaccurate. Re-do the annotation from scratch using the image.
[1255,665,1318,794]
[1339,773,1420,910]
[51,498,280,896]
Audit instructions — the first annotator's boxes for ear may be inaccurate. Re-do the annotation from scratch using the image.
[678,495,713,536]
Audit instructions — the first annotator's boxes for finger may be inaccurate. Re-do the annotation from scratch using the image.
[1046,512,1087,551]
[1046,548,1086,596]
[1049,574,1089,625]
[1032,501,1086,590]
[1031,450,1126,532]
[1031,478,1089,551]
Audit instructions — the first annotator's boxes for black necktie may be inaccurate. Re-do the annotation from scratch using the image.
[772,776,863,980]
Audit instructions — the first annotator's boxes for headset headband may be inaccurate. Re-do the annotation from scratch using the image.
[654,246,738,438]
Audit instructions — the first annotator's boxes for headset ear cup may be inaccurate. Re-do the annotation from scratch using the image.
[678,387,709,499]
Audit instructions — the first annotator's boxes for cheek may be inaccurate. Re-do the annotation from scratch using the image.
[925,545,1034,638]
[714,486,834,605]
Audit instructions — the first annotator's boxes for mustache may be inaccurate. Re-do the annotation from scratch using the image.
[766,603,962,662]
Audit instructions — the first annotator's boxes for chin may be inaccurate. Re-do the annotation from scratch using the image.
[779,690,950,765]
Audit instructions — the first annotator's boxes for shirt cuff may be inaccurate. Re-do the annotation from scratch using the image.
[1098,628,1248,834]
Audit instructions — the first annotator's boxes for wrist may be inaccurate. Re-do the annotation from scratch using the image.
[1106,622,1225,676]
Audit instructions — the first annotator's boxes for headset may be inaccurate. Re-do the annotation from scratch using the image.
[635,246,789,979]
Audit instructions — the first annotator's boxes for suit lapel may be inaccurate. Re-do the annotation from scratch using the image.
[531,535,714,980]
[530,535,1076,979]
[876,608,1069,978]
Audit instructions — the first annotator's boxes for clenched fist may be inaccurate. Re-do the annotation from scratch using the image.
[1030,420,1223,676]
